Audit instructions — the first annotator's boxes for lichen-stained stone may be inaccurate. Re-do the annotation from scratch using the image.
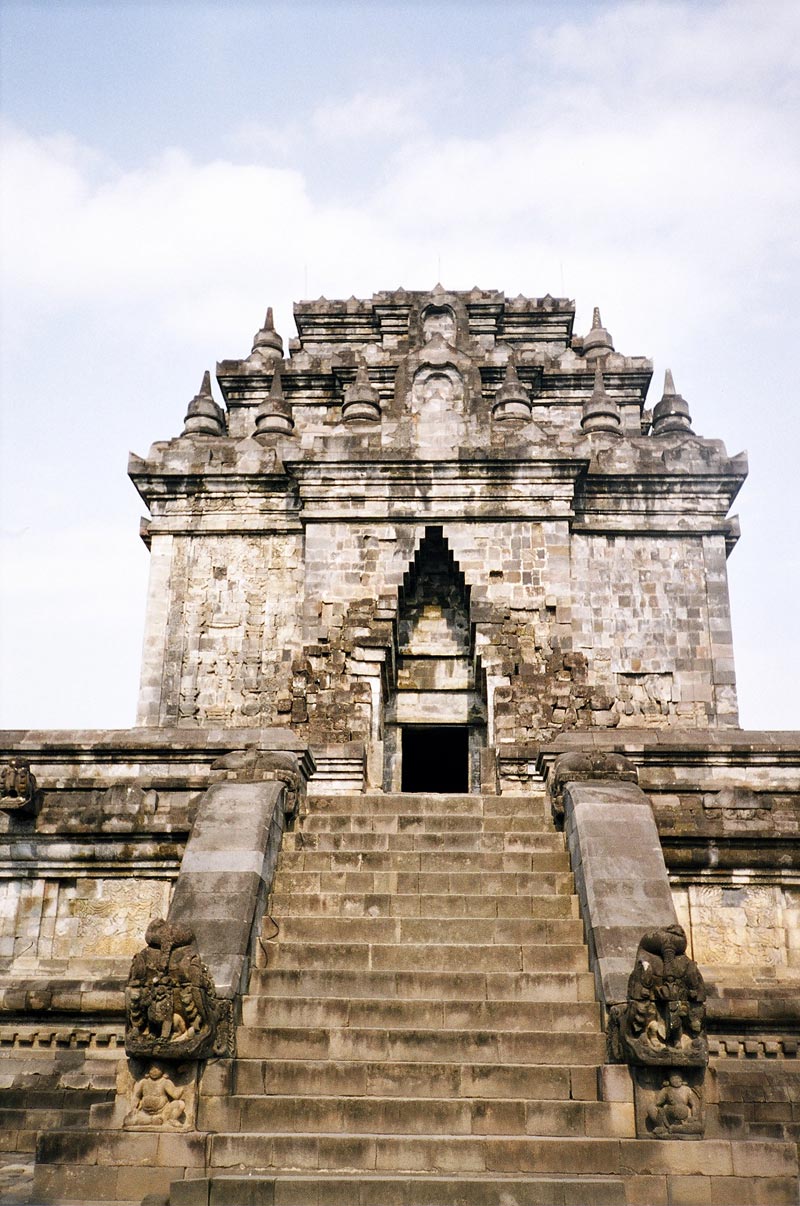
[131,287,747,749]
[5,288,800,1202]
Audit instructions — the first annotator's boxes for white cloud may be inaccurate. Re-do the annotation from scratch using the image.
[311,89,425,142]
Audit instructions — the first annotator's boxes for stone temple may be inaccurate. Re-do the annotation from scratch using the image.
[2,286,800,1205]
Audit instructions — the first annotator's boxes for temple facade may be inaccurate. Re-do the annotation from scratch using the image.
[1,287,799,1205]
[132,288,742,773]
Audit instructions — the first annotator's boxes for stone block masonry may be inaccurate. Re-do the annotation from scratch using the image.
[3,286,798,1206]
[130,287,746,758]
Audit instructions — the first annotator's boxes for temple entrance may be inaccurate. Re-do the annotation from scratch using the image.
[401,725,469,793]
[383,526,486,792]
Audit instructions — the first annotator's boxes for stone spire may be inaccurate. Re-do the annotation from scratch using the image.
[247,307,284,365]
[492,356,532,421]
[342,359,381,423]
[581,363,622,435]
[651,369,694,436]
[583,307,614,361]
[182,371,226,437]
[254,365,294,437]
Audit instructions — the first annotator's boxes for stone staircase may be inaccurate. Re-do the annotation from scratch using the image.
[32,789,799,1205]
[180,790,797,1206]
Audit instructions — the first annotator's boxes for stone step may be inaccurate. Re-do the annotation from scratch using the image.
[268,891,579,918]
[206,1132,798,1180]
[235,1026,607,1065]
[270,870,576,896]
[276,850,572,874]
[266,917,585,945]
[198,1094,633,1138]
[233,1058,600,1101]
[282,831,564,853]
[302,793,547,817]
[299,814,554,834]
[247,968,598,1003]
[240,996,601,1032]
[172,1172,628,1206]
[263,941,590,973]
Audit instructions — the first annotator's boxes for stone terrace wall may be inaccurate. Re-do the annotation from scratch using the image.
[0,728,309,1152]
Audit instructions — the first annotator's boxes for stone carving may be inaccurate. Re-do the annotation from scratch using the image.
[209,746,302,817]
[182,370,226,437]
[580,362,621,435]
[689,883,783,968]
[491,357,532,422]
[631,1066,705,1140]
[421,304,456,345]
[548,750,638,822]
[342,359,381,423]
[123,1061,187,1130]
[651,369,694,436]
[125,918,234,1061]
[620,924,707,1067]
[255,365,294,437]
[609,924,709,1139]
[582,306,615,361]
[0,758,36,811]
[646,1072,704,1138]
[246,306,284,366]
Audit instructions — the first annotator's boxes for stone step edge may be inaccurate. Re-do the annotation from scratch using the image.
[230,1057,601,1075]
[203,1131,799,1164]
[269,888,577,895]
[198,1173,623,1182]
[262,941,587,951]
[240,995,598,1014]
[237,1026,604,1043]
[213,1093,613,1106]
[173,1171,627,1199]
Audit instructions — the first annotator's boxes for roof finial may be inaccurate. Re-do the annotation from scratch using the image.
[651,369,694,436]
[583,306,614,361]
[492,354,532,422]
[182,370,226,437]
[247,306,284,365]
[580,362,622,435]
[342,358,381,424]
[254,364,295,438]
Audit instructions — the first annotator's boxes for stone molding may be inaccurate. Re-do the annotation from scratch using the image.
[556,774,678,1010]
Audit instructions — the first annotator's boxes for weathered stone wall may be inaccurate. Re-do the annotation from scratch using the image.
[534,732,800,1080]
[0,878,172,974]
[673,883,800,973]
[138,533,304,728]
[136,514,740,751]
[569,533,737,731]
[0,729,310,1153]
[131,289,745,754]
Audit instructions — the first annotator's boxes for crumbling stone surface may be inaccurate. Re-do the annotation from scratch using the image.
[125,919,232,1062]
[612,924,708,1069]
[131,288,746,750]
[4,288,799,1191]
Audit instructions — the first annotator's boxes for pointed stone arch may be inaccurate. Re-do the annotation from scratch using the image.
[384,526,487,792]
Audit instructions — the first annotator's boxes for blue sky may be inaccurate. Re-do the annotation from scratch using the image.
[1,0,798,729]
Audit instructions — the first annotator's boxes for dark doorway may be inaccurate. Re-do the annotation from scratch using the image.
[401,726,469,793]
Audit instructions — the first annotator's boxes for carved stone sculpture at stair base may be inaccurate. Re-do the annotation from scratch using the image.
[619,924,708,1068]
[124,917,234,1062]
[609,923,708,1139]
[639,1069,705,1139]
[123,1061,187,1130]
